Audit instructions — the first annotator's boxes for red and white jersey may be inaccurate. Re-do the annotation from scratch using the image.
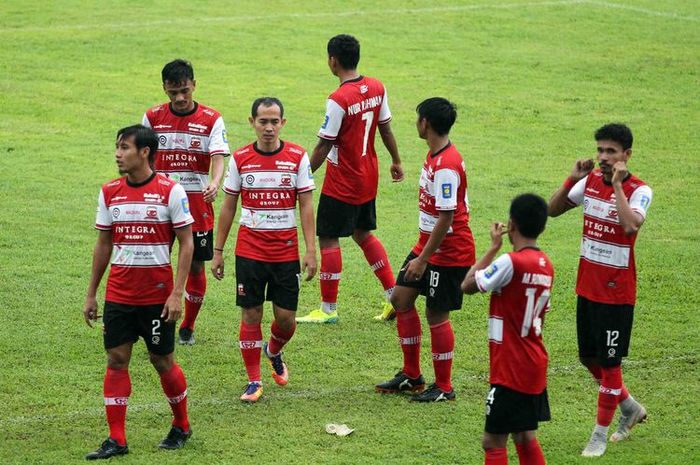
[142,102,231,232]
[317,76,391,205]
[412,143,475,267]
[223,141,315,262]
[567,170,652,305]
[475,248,554,394]
[95,173,193,305]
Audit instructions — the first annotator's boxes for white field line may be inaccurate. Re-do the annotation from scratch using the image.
[2,354,696,427]
[588,1,699,22]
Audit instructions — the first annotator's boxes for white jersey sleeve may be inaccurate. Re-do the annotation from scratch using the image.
[433,168,461,211]
[168,184,194,229]
[297,152,315,193]
[141,113,152,128]
[629,185,652,219]
[378,89,392,124]
[95,190,112,230]
[222,155,242,194]
[209,116,231,156]
[567,176,588,206]
[318,99,345,140]
[475,254,514,293]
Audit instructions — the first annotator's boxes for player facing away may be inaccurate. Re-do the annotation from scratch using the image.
[376,97,475,402]
[211,98,317,403]
[462,194,553,465]
[83,125,194,460]
[296,34,404,324]
[548,123,651,457]
[142,59,231,345]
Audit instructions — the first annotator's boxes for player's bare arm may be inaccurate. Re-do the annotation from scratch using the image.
[310,138,335,172]
[211,192,239,280]
[403,210,454,281]
[163,225,194,322]
[83,229,113,327]
[462,222,505,294]
[202,154,225,203]
[548,158,594,217]
[298,191,317,281]
[378,122,404,182]
[612,161,645,235]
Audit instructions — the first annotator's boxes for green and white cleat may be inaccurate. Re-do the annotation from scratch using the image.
[581,431,607,457]
[610,402,647,442]
[295,308,339,324]
[373,302,396,321]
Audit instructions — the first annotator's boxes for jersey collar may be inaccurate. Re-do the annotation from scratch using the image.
[169,101,199,117]
[253,140,285,156]
[126,171,156,188]
[430,142,452,158]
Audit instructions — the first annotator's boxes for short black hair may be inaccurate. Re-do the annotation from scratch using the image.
[327,34,360,70]
[595,123,633,150]
[161,59,194,85]
[510,193,548,239]
[116,124,158,165]
[251,97,284,118]
[416,97,457,136]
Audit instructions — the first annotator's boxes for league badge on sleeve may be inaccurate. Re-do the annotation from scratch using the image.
[181,198,190,214]
[484,264,498,279]
[639,195,650,211]
[321,115,330,130]
[441,183,452,199]
[222,129,229,144]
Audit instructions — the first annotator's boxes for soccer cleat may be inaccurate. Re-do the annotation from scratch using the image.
[375,371,425,393]
[158,426,192,450]
[85,438,129,460]
[240,382,263,403]
[263,342,289,386]
[409,383,456,402]
[295,308,339,324]
[373,302,396,321]
[178,327,195,345]
[610,402,647,442]
[581,431,607,457]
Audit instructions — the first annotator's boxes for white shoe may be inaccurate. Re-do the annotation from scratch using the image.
[610,402,647,442]
[582,431,607,457]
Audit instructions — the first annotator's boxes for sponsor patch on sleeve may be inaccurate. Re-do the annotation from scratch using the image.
[639,195,650,211]
[321,115,329,130]
[484,264,498,279]
[181,198,190,214]
[222,129,228,144]
[441,183,452,199]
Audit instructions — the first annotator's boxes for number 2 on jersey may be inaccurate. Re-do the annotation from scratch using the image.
[521,288,550,337]
[361,111,374,156]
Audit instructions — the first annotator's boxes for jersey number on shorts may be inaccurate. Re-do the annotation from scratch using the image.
[152,319,161,336]
[606,330,619,347]
[361,111,374,156]
[521,288,550,337]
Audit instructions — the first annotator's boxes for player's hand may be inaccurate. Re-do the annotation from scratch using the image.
[302,250,317,281]
[83,296,101,328]
[211,252,225,280]
[390,162,404,182]
[489,222,506,250]
[611,161,628,185]
[402,256,427,282]
[202,182,219,203]
[162,293,182,323]
[571,159,594,180]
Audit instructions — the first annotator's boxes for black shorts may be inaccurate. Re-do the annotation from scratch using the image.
[193,230,214,262]
[577,296,634,367]
[316,193,377,237]
[235,256,301,311]
[395,252,468,312]
[485,385,551,434]
[103,301,175,356]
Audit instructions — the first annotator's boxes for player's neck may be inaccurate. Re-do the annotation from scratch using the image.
[512,234,538,252]
[337,69,360,84]
[126,166,154,185]
[427,135,450,155]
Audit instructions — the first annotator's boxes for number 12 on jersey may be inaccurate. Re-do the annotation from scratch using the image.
[521,288,550,337]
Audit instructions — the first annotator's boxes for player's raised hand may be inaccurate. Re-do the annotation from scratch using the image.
[490,222,505,250]
[571,159,595,180]
[162,293,182,323]
[211,252,225,280]
[202,182,219,203]
[390,162,404,182]
[83,296,101,328]
[611,161,629,185]
[302,250,317,281]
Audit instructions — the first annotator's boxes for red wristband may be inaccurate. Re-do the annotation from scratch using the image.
[562,177,577,191]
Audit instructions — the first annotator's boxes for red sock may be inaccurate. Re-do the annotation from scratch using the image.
[597,365,623,426]
[159,363,189,432]
[485,448,508,465]
[396,308,422,378]
[268,320,296,355]
[319,247,342,311]
[430,320,455,392]
[359,235,395,292]
[104,368,131,446]
[586,363,603,385]
[180,268,206,331]
[515,438,545,465]
[240,322,263,382]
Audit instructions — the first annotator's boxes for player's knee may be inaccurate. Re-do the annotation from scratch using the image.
[351,230,371,245]
[190,260,204,274]
[148,352,173,373]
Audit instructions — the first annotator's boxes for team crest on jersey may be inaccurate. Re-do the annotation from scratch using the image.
[181,198,190,213]
[189,138,202,149]
[279,174,292,187]
[606,206,618,220]
[441,183,452,199]
[360,84,368,94]
[484,264,498,279]
[145,207,158,219]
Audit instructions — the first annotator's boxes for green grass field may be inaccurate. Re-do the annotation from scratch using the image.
[1,1,699,463]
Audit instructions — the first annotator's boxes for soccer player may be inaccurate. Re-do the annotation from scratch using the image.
[375,97,475,402]
[296,34,404,324]
[548,123,651,457]
[142,59,231,345]
[83,125,194,460]
[462,194,553,465]
[211,97,316,403]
